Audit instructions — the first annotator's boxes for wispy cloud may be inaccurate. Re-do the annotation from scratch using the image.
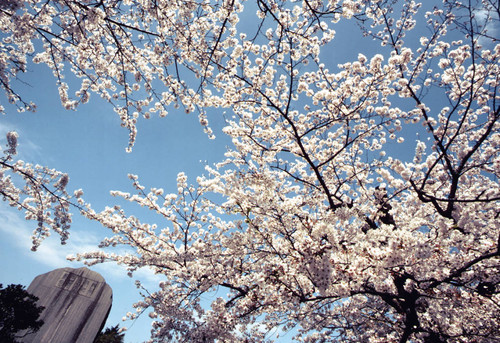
[474,9,499,47]
[0,203,162,288]
[0,122,13,137]
[0,121,43,162]
[0,204,98,268]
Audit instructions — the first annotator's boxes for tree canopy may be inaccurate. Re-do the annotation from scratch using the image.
[0,0,499,342]
[0,284,44,343]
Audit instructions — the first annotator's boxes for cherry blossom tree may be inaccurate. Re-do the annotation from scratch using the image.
[1,0,500,342]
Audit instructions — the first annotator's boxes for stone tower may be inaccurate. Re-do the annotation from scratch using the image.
[19,267,112,343]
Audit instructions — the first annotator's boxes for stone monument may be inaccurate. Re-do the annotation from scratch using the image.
[19,267,112,343]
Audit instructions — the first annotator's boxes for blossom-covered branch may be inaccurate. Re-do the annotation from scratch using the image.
[0,131,86,250]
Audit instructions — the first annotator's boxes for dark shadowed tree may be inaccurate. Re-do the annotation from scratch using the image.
[0,284,44,343]
[94,324,125,343]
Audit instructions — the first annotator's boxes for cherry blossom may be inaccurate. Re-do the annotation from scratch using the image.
[2,0,500,341]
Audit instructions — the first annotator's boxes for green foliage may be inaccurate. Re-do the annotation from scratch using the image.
[0,284,44,343]
[94,324,125,343]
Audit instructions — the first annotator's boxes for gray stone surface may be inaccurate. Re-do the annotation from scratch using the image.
[19,267,112,343]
